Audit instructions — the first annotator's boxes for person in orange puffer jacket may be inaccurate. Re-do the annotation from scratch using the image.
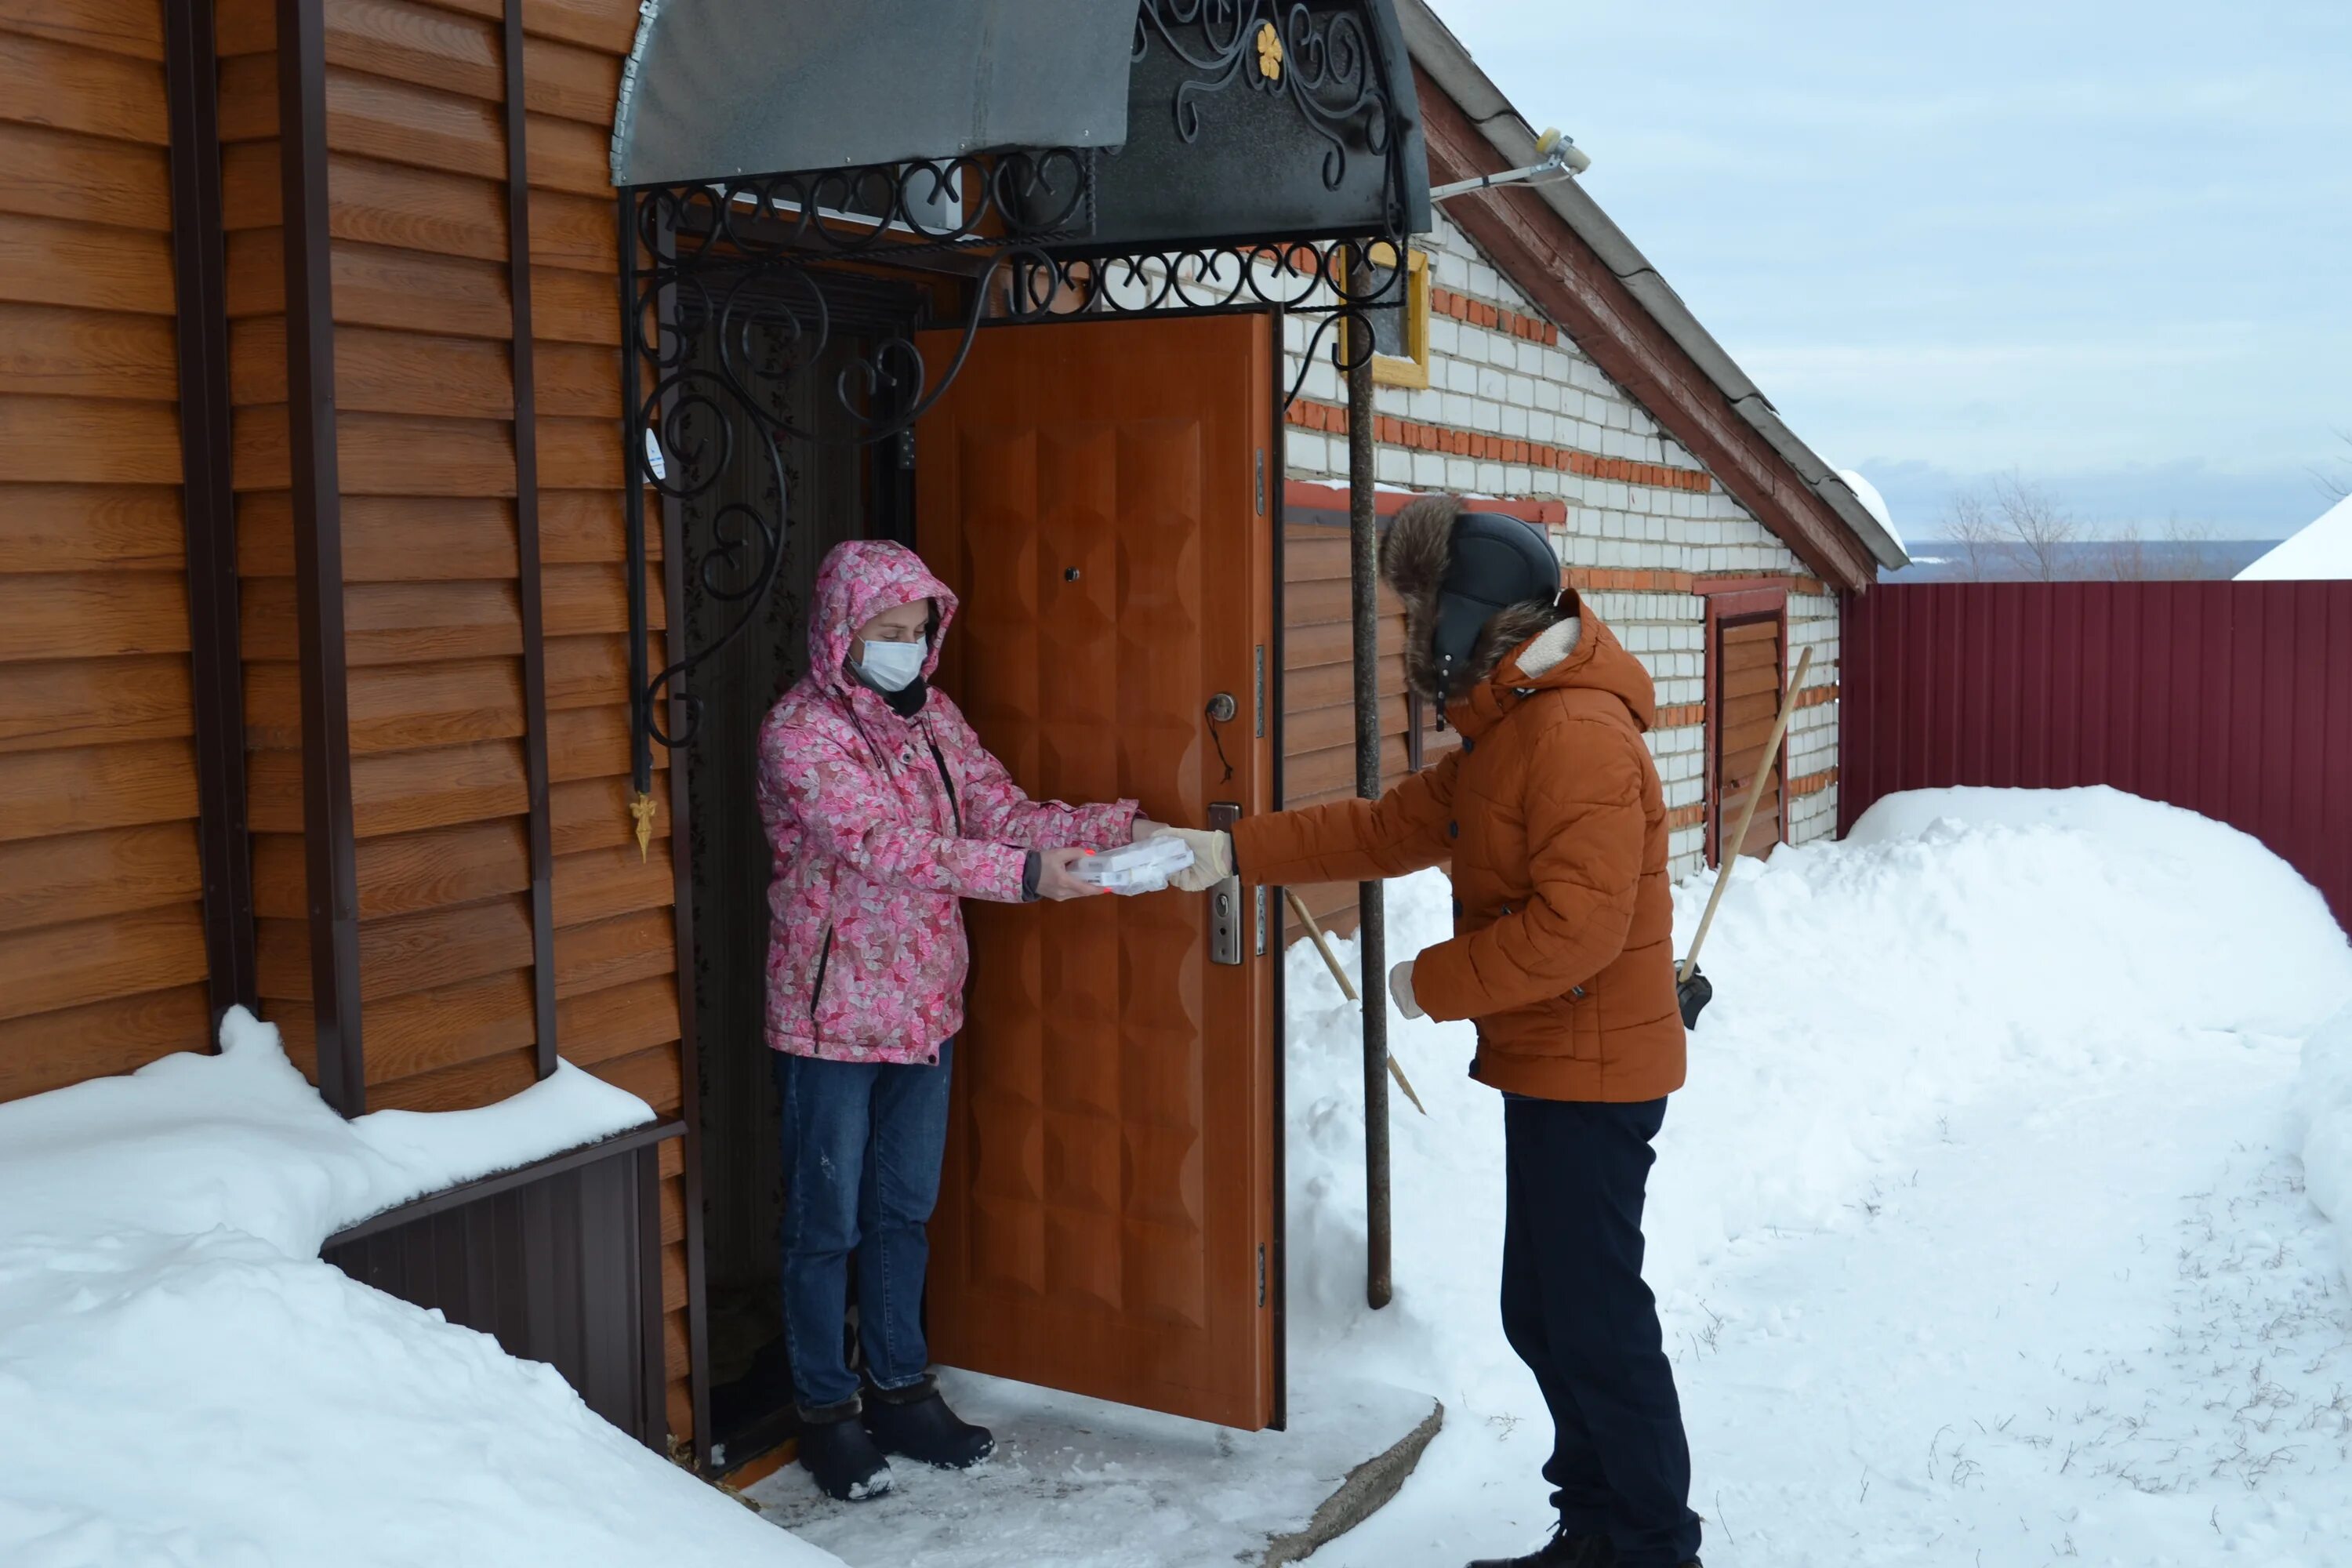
[1163,495,1704,1568]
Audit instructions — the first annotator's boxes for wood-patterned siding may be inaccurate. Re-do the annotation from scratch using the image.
[1279,519,1457,942]
[0,2,213,1102]
[214,0,693,1441]
[516,0,695,1446]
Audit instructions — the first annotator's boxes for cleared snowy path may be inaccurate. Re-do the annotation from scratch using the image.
[1289,795,2352,1568]
[1682,1028,2350,1566]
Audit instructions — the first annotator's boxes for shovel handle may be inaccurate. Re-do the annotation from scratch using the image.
[1284,887,1428,1117]
[1679,644,1813,984]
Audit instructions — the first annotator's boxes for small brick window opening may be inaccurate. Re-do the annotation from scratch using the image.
[1356,242,1430,390]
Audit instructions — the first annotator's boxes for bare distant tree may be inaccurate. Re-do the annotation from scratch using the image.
[2159,514,2223,579]
[1941,488,2005,580]
[2100,521,2153,581]
[2318,429,2351,503]
[1991,472,2078,581]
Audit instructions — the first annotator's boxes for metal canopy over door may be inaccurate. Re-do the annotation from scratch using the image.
[913,312,1280,1431]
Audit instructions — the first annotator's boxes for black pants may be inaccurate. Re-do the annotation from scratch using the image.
[1501,1093,1701,1567]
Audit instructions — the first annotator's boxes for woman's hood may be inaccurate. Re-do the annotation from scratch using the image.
[809,539,960,694]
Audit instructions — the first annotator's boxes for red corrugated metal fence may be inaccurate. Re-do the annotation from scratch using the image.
[1842,582,2352,932]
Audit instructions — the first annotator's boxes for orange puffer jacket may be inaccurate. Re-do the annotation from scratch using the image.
[1233,596,1683,1103]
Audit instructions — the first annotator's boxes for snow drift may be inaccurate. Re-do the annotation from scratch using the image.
[1279,786,2352,1546]
[2296,1004,2352,1269]
[0,1010,840,1568]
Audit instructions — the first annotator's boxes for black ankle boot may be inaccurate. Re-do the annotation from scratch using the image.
[797,1399,893,1502]
[862,1375,995,1470]
[1467,1522,1614,1567]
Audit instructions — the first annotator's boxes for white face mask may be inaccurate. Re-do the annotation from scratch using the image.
[855,637,926,692]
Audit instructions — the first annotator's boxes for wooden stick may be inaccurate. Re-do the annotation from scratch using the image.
[1284,888,1429,1117]
[1679,644,1813,985]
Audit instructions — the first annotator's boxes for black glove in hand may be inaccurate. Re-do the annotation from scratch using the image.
[1676,962,1713,1031]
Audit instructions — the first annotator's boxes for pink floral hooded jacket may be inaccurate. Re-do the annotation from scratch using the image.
[757,540,1138,1062]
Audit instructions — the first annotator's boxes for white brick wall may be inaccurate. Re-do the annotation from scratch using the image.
[1282,210,1846,881]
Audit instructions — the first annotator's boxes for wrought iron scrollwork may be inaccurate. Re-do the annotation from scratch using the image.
[620,7,1417,809]
[1134,1,1396,196]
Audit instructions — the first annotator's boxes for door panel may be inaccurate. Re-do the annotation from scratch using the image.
[915,312,1277,1430]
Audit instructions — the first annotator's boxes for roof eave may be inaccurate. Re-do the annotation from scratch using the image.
[1396,0,1909,573]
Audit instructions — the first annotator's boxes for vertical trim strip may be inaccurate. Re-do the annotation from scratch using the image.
[503,2,558,1079]
[663,396,713,1468]
[622,198,710,1463]
[1261,308,1288,1432]
[164,0,257,1032]
[276,0,364,1114]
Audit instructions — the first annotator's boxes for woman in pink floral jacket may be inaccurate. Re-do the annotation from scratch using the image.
[756,539,1145,1501]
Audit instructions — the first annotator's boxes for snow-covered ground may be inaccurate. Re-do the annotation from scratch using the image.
[11,786,2352,1567]
[1283,788,2352,1567]
[0,1012,841,1568]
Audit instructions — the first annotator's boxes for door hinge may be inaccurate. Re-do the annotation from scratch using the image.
[1254,644,1266,739]
[1257,1243,1267,1308]
[1254,448,1265,515]
[1254,884,1268,956]
[895,427,916,471]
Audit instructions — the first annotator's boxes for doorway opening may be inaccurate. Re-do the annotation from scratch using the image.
[673,268,924,1465]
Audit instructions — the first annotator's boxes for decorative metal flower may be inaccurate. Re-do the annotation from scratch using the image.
[1254,20,1283,83]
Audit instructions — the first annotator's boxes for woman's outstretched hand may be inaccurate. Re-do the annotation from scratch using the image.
[1035,846,1107,901]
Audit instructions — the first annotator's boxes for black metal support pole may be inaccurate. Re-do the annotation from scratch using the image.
[1347,319,1392,1311]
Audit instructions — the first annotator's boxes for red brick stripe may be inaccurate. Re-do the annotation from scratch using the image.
[1287,398,1713,494]
[1282,481,1565,525]
[1429,286,1559,346]
[1665,804,1707,831]
[1788,767,1838,799]
[1566,567,1834,598]
[1655,702,1706,730]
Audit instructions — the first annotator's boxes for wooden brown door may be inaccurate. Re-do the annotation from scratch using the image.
[1708,590,1791,865]
[913,312,1279,1430]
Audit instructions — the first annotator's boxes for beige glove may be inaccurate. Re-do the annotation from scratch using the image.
[1388,959,1424,1019]
[1163,827,1234,894]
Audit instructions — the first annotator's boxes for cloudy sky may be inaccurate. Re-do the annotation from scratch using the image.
[1430,0,2352,539]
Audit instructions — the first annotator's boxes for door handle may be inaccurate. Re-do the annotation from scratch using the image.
[1208,801,1243,966]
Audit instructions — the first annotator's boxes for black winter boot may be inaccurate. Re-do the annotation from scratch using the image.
[797,1399,893,1502]
[1468,1522,1615,1567]
[861,1375,995,1470]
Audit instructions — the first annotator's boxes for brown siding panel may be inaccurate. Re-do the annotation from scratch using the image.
[1281,521,1416,940]
[0,13,212,1103]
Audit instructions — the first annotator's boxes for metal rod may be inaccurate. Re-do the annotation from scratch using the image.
[1680,644,1814,983]
[1346,313,1392,1310]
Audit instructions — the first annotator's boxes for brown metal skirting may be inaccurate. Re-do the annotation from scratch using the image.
[276,0,365,1114]
[325,1117,686,1245]
[503,3,559,1079]
[164,0,257,1029]
[322,1119,686,1450]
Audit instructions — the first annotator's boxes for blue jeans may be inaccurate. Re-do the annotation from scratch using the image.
[775,1044,954,1412]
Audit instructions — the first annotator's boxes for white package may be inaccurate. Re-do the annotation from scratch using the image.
[1073,835,1197,894]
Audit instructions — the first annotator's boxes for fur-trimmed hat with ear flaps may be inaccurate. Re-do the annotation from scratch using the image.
[1379,494,1573,706]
